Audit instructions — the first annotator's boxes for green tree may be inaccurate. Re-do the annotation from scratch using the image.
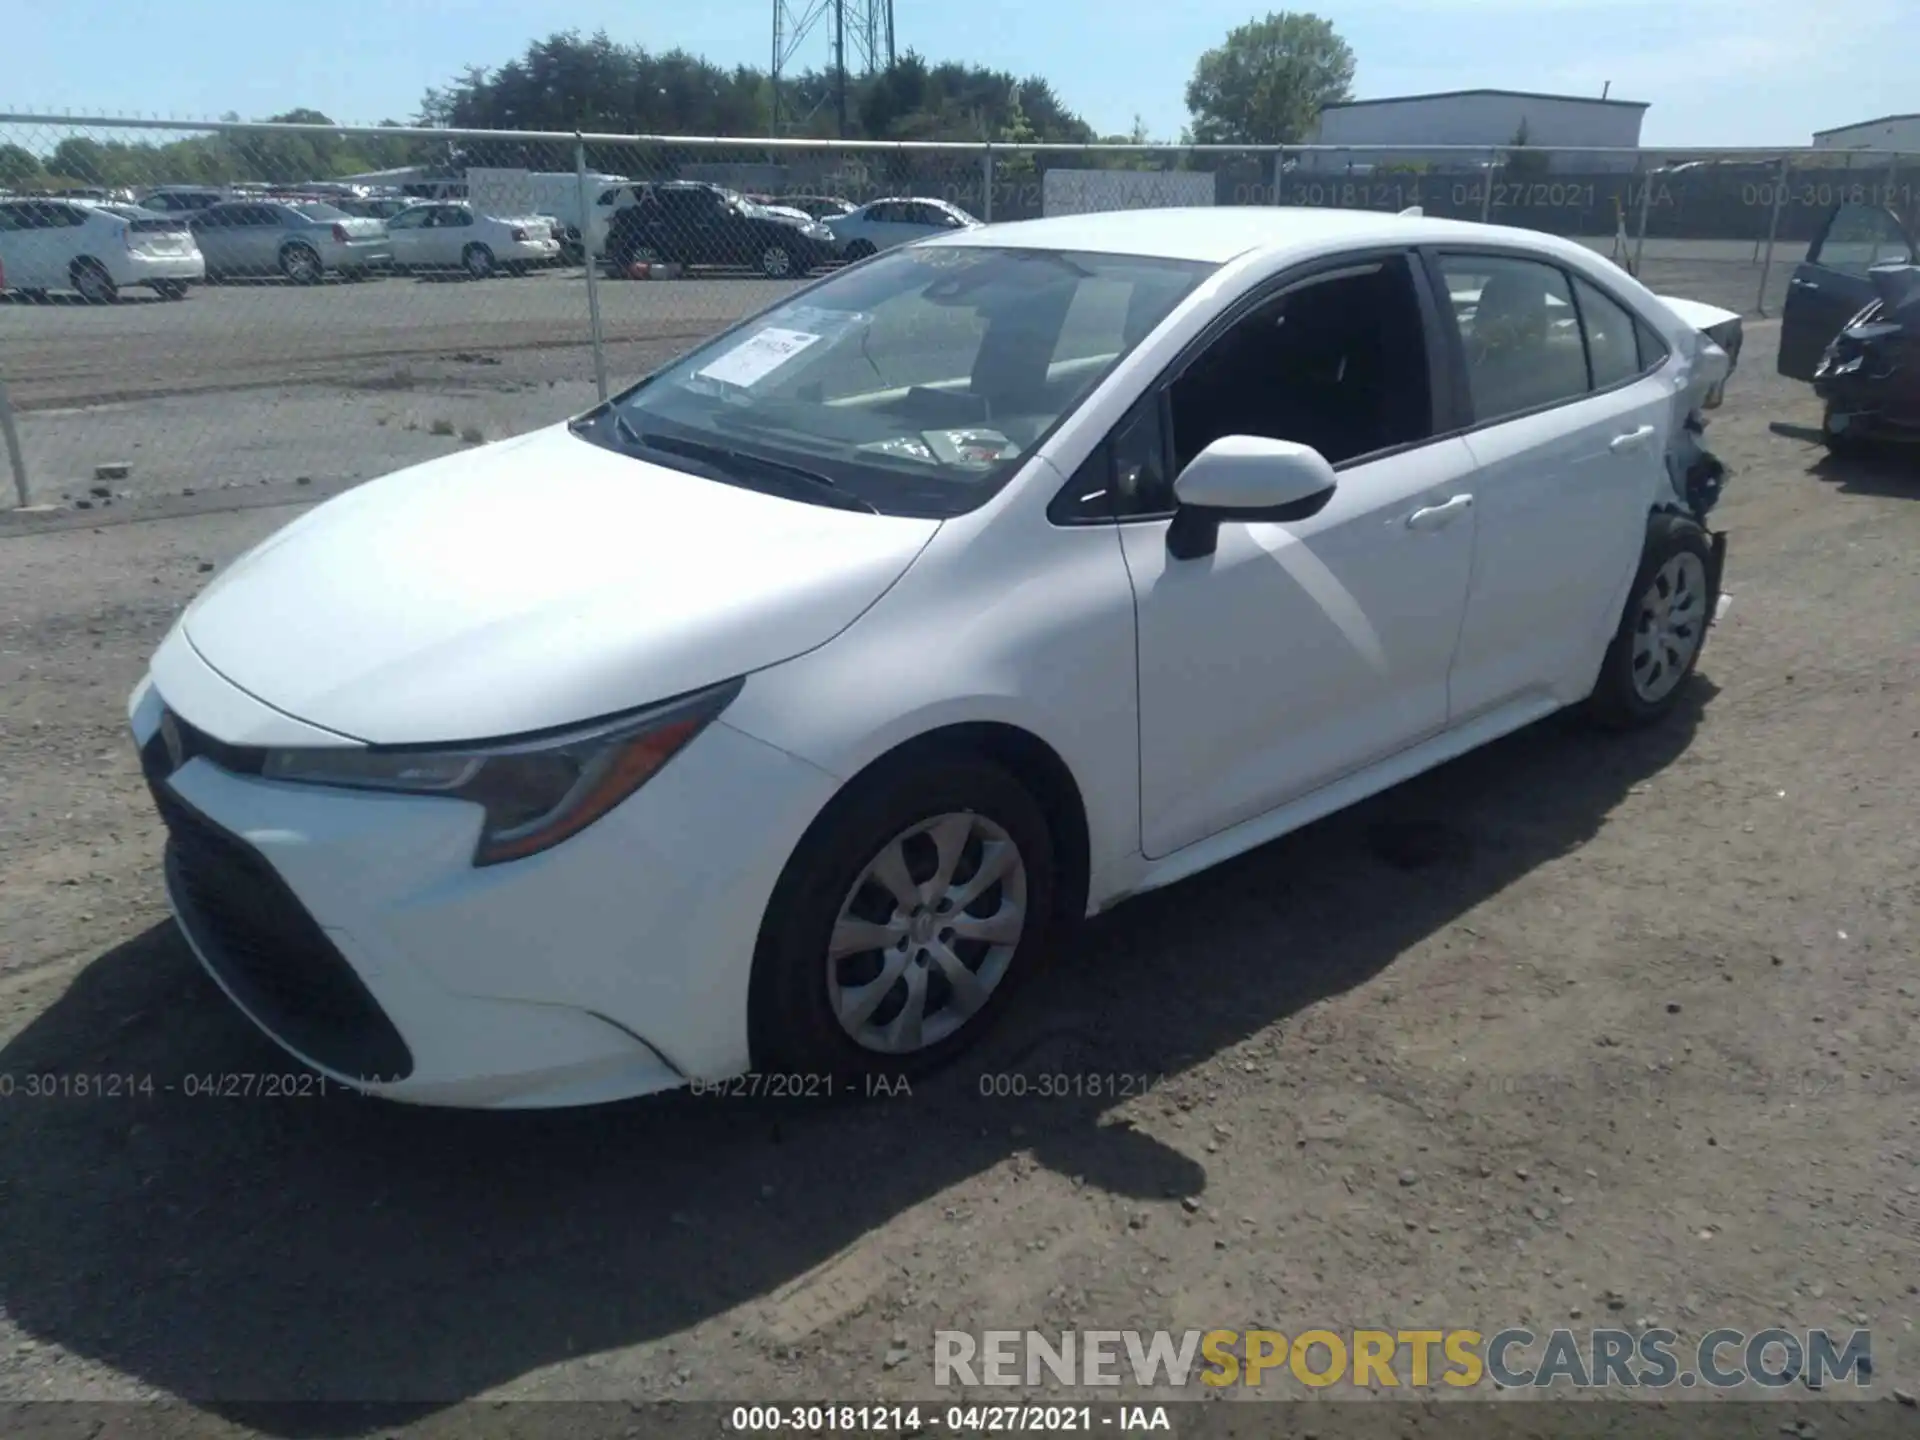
[49,136,107,183]
[1184,11,1355,147]
[1504,120,1551,178]
[0,143,42,187]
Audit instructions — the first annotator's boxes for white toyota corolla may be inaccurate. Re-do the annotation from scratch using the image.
[131,207,1739,1108]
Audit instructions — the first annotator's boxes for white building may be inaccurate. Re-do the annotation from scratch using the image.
[1305,88,1648,173]
[1812,113,1920,154]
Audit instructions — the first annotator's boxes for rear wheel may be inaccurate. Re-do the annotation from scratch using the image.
[749,753,1057,1082]
[462,243,496,280]
[70,258,117,305]
[279,244,322,285]
[1586,512,1715,729]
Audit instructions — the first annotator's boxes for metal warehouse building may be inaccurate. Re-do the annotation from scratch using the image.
[1304,88,1648,173]
[1812,113,1920,153]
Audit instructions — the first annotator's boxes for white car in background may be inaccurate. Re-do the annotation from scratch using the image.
[827,196,980,260]
[384,201,561,278]
[131,207,1738,1109]
[0,197,203,302]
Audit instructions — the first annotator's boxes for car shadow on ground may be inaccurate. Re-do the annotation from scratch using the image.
[0,682,1712,1430]
[1769,421,1919,497]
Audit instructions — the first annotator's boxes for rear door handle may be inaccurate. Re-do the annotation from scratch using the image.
[1405,494,1473,531]
[1610,425,1656,453]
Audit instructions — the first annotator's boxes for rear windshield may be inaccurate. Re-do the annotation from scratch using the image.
[290,202,349,220]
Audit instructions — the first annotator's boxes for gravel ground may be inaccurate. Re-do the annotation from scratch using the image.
[1,325,1918,1433]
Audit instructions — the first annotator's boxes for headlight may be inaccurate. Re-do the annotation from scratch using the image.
[261,678,742,866]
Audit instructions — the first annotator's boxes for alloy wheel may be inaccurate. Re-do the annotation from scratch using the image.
[826,811,1027,1055]
[1630,551,1707,703]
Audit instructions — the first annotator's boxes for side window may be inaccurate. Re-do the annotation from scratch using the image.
[1167,253,1435,473]
[1813,203,1914,276]
[1437,254,1589,423]
[1048,401,1169,525]
[1571,275,1643,389]
[55,205,88,228]
[388,207,427,229]
[1634,318,1671,374]
[595,187,620,206]
[866,201,900,224]
[448,207,474,227]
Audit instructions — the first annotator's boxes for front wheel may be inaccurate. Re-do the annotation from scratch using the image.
[462,243,496,280]
[749,753,1057,1083]
[759,243,795,279]
[1585,512,1716,729]
[1821,403,1868,457]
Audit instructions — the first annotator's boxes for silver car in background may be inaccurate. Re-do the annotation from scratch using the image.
[825,196,980,260]
[187,199,391,283]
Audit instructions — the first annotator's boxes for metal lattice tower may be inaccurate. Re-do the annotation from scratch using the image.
[771,0,897,136]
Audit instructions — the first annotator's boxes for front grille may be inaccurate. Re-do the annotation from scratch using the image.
[145,725,413,1083]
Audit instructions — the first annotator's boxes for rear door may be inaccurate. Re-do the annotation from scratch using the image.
[1430,251,1674,720]
[0,202,54,289]
[1779,201,1916,380]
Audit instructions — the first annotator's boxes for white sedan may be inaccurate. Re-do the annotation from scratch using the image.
[384,202,560,278]
[131,207,1736,1108]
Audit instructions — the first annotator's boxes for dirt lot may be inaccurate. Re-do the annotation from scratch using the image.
[0,332,1917,1432]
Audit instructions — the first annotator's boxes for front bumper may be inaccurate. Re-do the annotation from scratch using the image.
[129,643,840,1108]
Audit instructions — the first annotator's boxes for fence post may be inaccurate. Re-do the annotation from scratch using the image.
[0,375,27,509]
[575,136,609,404]
[1271,146,1286,206]
[1480,153,1498,223]
[1756,154,1790,318]
[1633,159,1655,278]
[982,143,994,222]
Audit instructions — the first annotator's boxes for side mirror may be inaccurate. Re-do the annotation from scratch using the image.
[1167,435,1338,560]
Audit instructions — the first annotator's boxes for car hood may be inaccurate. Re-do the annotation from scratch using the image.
[178,423,939,745]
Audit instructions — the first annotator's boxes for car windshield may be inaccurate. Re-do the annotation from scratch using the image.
[595,245,1213,519]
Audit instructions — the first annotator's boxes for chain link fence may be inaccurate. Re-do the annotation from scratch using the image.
[3,113,1917,509]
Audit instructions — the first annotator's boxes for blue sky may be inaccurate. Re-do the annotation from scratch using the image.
[0,0,1906,147]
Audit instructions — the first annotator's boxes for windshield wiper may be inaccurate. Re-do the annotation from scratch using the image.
[632,428,878,514]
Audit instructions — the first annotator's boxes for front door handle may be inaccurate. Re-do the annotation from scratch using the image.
[1791,277,1819,290]
[1610,424,1657,453]
[1405,494,1473,531]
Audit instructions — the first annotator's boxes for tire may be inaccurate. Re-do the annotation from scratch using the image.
[151,280,189,301]
[279,244,322,285]
[843,239,877,261]
[748,751,1058,1083]
[70,258,118,305]
[462,243,495,280]
[1585,512,1716,729]
[1821,403,1867,457]
[759,243,795,279]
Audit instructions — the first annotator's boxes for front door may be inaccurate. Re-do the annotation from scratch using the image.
[1117,252,1478,858]
[1779,202,1916,381]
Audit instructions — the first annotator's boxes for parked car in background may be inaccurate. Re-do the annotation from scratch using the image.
[384,202,560,278]
[781,194,859,223]
[188,199,390,283]
[0,197,203,302]
[602,181,838,279]
[130,208,1739,1108]
[137,186,231,215]
[1777,200,1920,451]
[826,196,980,259]
[332,195,413,221]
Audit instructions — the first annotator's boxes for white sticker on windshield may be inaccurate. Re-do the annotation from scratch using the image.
[695,327,824,388]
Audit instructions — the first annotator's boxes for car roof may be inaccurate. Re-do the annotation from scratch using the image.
[925,206,1583,265]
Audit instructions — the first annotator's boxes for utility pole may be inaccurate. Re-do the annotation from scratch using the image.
[834,0,848,138]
